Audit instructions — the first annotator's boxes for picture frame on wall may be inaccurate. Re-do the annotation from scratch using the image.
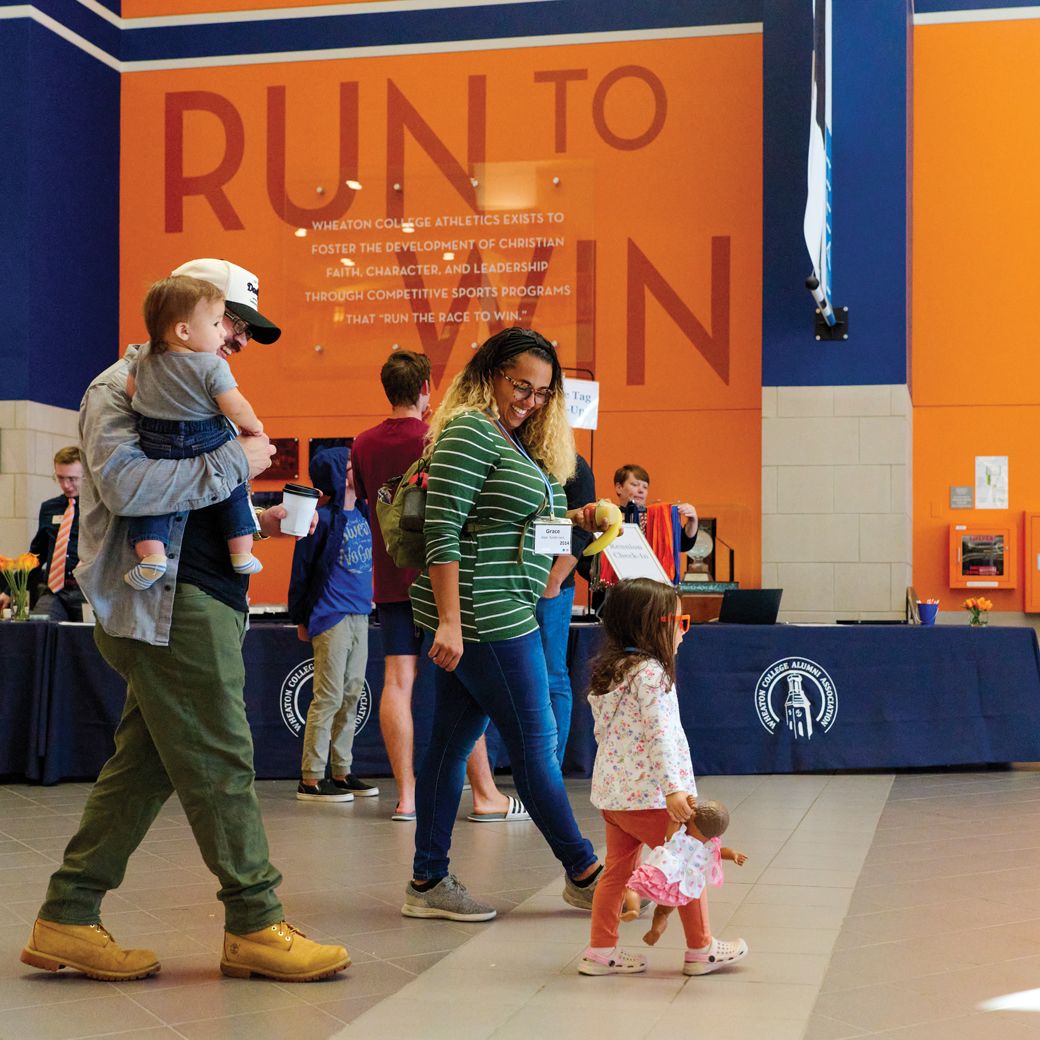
[265,438,300,482]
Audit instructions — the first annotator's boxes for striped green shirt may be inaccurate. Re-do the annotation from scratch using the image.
[410,410,566,643]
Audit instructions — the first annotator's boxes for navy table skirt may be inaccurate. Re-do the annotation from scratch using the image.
[11,620,1040,783]
[565,624,1040,775]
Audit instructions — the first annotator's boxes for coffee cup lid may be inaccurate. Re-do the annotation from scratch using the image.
[283,483,320,498]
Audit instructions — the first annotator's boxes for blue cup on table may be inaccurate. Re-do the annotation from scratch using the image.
[917,601,939,626]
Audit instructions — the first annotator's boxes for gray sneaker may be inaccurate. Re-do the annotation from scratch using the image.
[401,874,497,922]
[562,867,603,911]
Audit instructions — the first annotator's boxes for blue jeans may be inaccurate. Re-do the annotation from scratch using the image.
[536,586,575,769]
[413,630,597,882]
[128,416,255,548]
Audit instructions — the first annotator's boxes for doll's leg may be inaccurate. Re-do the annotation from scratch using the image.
[642,904,675,946]
[620,888,642,922]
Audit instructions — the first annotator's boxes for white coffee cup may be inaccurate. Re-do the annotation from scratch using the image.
[280,483,321,536]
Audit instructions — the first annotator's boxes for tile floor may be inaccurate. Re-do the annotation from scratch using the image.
[1,770,1038,1038]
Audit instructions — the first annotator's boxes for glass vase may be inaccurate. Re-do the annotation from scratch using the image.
[10,587,29,621]
[969,613,989,627]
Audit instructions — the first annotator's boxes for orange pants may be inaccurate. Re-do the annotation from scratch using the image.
[590,808,711,950]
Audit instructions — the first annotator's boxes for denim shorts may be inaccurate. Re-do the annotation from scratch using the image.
[377,601,423,657]
[138,415,233,460]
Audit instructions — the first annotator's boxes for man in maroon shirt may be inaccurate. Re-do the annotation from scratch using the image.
[352,351,528,823]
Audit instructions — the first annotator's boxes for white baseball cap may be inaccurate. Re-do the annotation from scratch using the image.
[171,258,281,344]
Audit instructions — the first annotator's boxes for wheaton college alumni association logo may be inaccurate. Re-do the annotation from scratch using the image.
[280,658,372,738]
[754,657,837,740]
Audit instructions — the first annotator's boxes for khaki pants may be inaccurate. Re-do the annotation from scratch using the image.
[39,584,284,934]
[301,614,369,780]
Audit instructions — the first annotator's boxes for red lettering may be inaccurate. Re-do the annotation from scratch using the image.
[386,77,486,219]
[533,69,589,153]
[593,66,667,151]
[516,244,556,326]
[267,83,359,227]
[164,92,244,233]
[626,237,730,385]
[575,240,597,372]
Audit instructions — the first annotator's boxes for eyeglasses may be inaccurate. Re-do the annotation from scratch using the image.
[499,371,553,405]
[224,311,253,341]
[660,614,691,634]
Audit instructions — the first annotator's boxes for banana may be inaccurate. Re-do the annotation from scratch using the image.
[583,500,624,556]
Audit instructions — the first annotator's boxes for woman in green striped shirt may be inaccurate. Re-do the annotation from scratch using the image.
[403,328,608,923]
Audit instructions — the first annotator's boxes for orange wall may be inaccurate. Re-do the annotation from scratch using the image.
[120,35,762,602]
[913,20,1040,612]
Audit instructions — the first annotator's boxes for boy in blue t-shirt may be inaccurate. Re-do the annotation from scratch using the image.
[288,448,379,802]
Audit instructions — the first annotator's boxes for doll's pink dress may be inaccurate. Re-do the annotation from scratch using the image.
[627,831,724,906]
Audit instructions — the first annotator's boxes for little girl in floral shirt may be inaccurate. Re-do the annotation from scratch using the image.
[578,578,748,977]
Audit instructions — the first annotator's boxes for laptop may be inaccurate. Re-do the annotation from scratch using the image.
[716,588,783,624]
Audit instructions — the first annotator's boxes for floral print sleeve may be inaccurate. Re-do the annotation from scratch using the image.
[634,663,697,797]
[589,659,697,810]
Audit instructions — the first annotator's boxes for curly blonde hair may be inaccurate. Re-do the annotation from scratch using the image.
[425,328,576,483]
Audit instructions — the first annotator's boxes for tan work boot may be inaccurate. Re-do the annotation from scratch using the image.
[220,921,350,982]
[20,919,160,981]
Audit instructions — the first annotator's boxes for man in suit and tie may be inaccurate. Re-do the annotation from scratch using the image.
[0,446,85,621]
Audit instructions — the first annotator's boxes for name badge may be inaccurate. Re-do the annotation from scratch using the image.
[533,517,572,556]
[51,515,65,525]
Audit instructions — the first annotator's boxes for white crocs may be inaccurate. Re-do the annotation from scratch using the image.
[683,936,748,976]
[578,946,648,976]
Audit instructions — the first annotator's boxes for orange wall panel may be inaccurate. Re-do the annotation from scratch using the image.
[121,35,762,603]
[913,21,1040,611]
[914,20,1040,408]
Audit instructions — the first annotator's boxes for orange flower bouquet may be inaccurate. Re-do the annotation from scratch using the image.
[964,596,993,627]
[0,552,39,621]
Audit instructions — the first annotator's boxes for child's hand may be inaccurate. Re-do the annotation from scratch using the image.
[722,847,747,866]
[665,790,695,824]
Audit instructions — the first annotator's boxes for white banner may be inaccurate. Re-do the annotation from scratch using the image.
[563,377,599,430]
[804,0,832,300]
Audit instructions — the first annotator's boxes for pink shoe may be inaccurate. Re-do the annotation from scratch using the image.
[683,936,748,975]
[578,947,647,976]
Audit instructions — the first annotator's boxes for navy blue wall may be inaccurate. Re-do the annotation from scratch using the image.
[0,23,119,409]
[762,0,911,387]
[0,23,32,404]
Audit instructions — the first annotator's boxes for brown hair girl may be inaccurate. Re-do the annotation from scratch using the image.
[589,578,682,697]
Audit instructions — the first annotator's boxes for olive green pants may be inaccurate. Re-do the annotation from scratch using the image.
[39,584,284,934]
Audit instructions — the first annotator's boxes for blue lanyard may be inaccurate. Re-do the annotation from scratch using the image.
[494,418,556,511]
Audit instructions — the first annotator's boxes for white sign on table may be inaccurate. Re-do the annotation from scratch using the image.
[601,524,672,585]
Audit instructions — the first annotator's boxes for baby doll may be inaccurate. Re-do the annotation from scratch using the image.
[619,799,747,945]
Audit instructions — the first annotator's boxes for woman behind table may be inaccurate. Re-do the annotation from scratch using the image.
[402,327,605,922]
